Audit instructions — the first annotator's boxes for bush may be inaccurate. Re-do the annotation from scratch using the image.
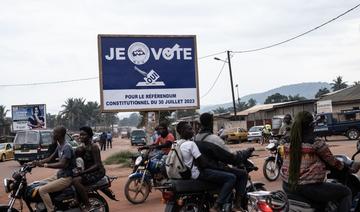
[104,151,134,166]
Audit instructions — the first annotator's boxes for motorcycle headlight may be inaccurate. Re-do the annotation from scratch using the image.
[3,178,14,193]
[135,156,143,166]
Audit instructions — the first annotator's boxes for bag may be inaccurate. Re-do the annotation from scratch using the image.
[165,139,193,179]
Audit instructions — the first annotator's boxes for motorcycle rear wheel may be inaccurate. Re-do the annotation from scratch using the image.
[0,206,19,212]
[124,178,150,204]
[263,157,280,181]
[86,193,109,212]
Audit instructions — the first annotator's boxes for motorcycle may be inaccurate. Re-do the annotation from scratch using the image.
[160,154,266,212]
[124,147,167,204]
[285,140,360,212]
[263,135,284,181]
[0,164,118,212]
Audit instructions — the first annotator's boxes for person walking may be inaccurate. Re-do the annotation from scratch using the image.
[107,131,112,149]
[100,132,107,151]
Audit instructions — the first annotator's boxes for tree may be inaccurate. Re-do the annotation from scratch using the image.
[46,113,57,129]
[213,107,228,114]
[176,109,198,119]
[288,94,306,101]
[119,113,140,127]
[85,101,101,129]
[0,105,9,136]
[248,98,257,107]
[353,81,360,86]
[264,93,288,104]
[315,87,330,98]
[331,76,348,91]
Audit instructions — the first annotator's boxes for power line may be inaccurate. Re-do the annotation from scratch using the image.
[200,61,227,99]
[0,51,225,87]
[198,51,226,59]
[233,3,360,54]
[0,77,98,87]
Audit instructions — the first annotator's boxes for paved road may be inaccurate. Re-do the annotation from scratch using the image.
[0,136,358,211]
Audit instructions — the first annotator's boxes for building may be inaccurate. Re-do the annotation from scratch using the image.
[318,85,360,113]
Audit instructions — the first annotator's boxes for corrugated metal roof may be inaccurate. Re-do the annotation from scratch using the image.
[237,102,287,116]
[319,85,360,102]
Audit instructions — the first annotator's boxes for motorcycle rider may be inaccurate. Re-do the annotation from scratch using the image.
[281,111,360,212]
[176,121,236,212]
[278,114,292,142]
[72,126,105,211]
[140,122,175,157]
[33,126,76,212]
[195,113,252,211]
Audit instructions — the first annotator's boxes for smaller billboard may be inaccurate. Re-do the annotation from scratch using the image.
[12,104,47,131]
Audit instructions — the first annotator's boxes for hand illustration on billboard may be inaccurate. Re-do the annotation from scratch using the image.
[27,106,45,129]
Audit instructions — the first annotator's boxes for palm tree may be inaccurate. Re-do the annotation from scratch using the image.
[331,76,348,91]
[0,105,9,136]
[61,98,86,130]
[85,101,101,129]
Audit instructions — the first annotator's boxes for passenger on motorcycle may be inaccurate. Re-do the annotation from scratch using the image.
[176,121,237,212]
[278,114,292,142]
[33,126,76,212]
[72,126,106,211]
[195,113,252,211]
[281,111,360,212]
[140,122,175,158]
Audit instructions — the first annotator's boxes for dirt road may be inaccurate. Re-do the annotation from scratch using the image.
[0,136,358,211]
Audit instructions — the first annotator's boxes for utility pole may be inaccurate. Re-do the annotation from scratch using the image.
[227,50,237,120]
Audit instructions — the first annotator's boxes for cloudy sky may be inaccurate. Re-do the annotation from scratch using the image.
[0,0,359,117]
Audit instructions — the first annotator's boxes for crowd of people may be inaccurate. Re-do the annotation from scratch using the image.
[27,111,360,212]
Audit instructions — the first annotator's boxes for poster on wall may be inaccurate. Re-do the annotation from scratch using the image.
[11,104,47,131]
[98,34,199,112]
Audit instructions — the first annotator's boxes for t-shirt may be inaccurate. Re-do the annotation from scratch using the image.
[179,140,202,179]
[155,133,175,154]
[56,143,76,178]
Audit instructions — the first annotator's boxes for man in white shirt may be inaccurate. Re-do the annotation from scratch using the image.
[176,121,236,212]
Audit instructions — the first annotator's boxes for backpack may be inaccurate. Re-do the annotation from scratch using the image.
[165,134,211,179]
[165,139,192,179]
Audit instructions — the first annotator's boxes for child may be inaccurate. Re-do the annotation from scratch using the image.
[73,146,85,175]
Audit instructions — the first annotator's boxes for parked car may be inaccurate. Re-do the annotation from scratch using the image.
[13,130,78,165]
[314,110,360,140]
[247,125,264,142]
[0,143,14,162]
[225,128,248,144]
[130,129,147,146]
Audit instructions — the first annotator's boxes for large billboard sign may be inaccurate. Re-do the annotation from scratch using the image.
[98,35,199,112]
[11,104,47,131]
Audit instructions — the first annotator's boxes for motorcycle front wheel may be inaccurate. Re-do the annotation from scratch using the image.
[263,157,280,181]
[124,178,150,204]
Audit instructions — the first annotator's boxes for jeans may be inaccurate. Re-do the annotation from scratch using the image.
[283,182,352,212]
[225,167,248,197]
[198,168,236,205]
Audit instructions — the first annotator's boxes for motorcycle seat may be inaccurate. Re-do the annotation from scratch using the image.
[89,176,110,189]
[287,193,324,210]
[167,179,219,193]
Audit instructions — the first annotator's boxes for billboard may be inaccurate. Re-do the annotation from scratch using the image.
[11,104,47,131]
[98,35,199,112]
